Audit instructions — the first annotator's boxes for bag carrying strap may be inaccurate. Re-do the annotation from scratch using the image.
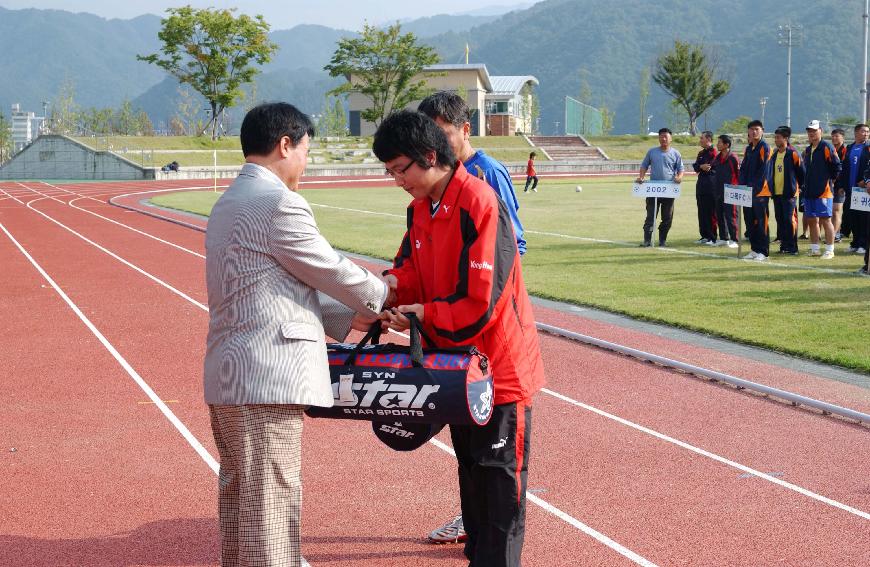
[343,312,433,368]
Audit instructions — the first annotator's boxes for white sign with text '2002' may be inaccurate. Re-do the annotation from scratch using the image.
[724,184,753,207]
[851,187,870,212]
[632,182,681,198]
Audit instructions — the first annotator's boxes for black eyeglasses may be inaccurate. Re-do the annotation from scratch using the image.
[385,160,415,178]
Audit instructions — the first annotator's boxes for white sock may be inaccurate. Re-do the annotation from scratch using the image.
[811,244,820,252]
[825,244,834,253]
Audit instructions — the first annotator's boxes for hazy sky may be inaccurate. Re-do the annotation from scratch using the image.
[0,1,535,30]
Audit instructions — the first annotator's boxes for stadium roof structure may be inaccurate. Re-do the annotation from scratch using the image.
[489,75,539,96]
[423,63,493,92]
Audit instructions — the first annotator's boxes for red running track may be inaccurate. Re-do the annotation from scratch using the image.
[1,179,868,567]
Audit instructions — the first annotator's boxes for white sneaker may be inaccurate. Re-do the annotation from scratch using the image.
[846,246,858,253]
[857,247,867,254]
[857,267,869,277]
[532,188,538,192]
[694,238,708,244]
[754,253,767,261]
[726,241,738,249]
[807,249,821,257]
[705,240,718,246]
[820,250,835,260]
[742,251,758,259]
[427,514,467,544]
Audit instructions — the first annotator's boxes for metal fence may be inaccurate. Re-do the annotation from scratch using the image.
[564,96,603,136]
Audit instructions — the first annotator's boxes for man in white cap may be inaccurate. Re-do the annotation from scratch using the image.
[802,120,842,259]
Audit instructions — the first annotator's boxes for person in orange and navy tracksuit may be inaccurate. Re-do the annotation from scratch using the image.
[802,120,842,259]
[711,134,741,246]
[373,110,545,567]
[738,119,772,259]
[765,126,804,255]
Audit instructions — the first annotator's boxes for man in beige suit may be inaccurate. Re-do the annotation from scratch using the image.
[204,102,389,567]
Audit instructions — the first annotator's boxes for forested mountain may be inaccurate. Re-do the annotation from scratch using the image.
[1,1,866,135]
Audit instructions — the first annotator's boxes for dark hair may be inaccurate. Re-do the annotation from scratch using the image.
[831,128,846,137]
[417,91,471,128]
[701,130,713,140]
[718,134,732,147]
[658,127,672,135]
[747,119,764,130]
[774,126,792,139]
[855,123,870,131]
[240,102,314,157]
[529,151,536,158]
[372,110,456,170]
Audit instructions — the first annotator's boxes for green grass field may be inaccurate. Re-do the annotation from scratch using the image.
[151,175,870,373]
[586,134,700,161]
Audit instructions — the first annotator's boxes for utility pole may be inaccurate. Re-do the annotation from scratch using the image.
[778,23,803,128]
[759,97,768,125]
[863,0,869,123]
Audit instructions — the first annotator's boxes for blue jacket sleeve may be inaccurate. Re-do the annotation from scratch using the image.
[484,167,527,255]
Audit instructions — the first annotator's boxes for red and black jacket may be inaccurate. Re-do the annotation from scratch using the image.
[387,163,545,405]
[764,146,804,199]
[692,146,717,194]
[713,150,740,194]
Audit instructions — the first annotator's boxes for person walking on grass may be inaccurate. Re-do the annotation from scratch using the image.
[524,152,538,192]
[692,130,718,244]
[710,134,740,248]
[802,120,842,259]
[738,119,772,261]
[839,123,870,257]
[766,126,804,255]
[636,127,684,247]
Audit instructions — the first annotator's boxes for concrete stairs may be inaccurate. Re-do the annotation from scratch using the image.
[528,135,608,161]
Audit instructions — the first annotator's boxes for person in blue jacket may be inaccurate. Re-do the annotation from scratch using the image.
[419,91,527,257]
[738,120,772,260]
[765,126,804,254]
[802,120,842,259]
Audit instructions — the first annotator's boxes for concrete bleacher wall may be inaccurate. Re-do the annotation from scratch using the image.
[0,135,149,180]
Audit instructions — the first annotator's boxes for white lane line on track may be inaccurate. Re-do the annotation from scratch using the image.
[542,387,870,521]
[0,220,219,474]
[0,186,208,311]
[428,438,658,567]
[14,184,868,523]
[304,201,858,276]
[25,182,207,259]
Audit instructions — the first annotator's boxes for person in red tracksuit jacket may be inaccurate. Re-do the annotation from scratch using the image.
[373,110,545,567]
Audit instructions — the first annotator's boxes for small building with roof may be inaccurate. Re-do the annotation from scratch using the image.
[345,63,538,137]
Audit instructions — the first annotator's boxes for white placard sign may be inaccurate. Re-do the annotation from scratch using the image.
[851,187,870,212]
[632,182,681,198]
[724,184,753,207]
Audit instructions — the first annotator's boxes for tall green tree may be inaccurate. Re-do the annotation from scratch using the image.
[50,77,80,135]
[0,112,12,163]
[319,96,346,137]
[138,6,277,139]
[653,41,730,135]
[324,23,439,127]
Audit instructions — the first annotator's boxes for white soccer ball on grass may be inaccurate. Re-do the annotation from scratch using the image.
[575,185,583,192]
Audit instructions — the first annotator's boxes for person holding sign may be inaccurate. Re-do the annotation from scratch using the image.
[838,123,870,256]
[636,128,684,247]
[711,135,740,247]
[738,120,771,260]
[766,126,804,255]
[802,120,842,259]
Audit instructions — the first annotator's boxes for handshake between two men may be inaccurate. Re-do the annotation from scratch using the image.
[350,273,422,333]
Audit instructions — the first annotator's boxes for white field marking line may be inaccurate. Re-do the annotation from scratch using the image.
[28,182,206,259]
[0,187,208,312]
[427,438,657,566]
[385,329,870,522]
[307,201,856,277]
[0,220,219,473]
[542,387,870,521]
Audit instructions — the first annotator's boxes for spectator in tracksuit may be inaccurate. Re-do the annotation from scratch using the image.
[739,120,772,260]
[831,129,848,241]
[374,110,545,567]
[838,123,870,257]
[802,120,842,259]
[765,126,804,255]
[860,158,870,275]
[692,130,718,243]
[711,134,740,247]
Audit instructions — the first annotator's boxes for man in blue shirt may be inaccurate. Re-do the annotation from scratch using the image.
[416,90,527,546]
[838,123,870,256]
[636,127,684,247]
[419,91,526,256]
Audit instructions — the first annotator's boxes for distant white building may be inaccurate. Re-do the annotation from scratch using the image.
[11,104,36,152]
[345,63,538,137]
